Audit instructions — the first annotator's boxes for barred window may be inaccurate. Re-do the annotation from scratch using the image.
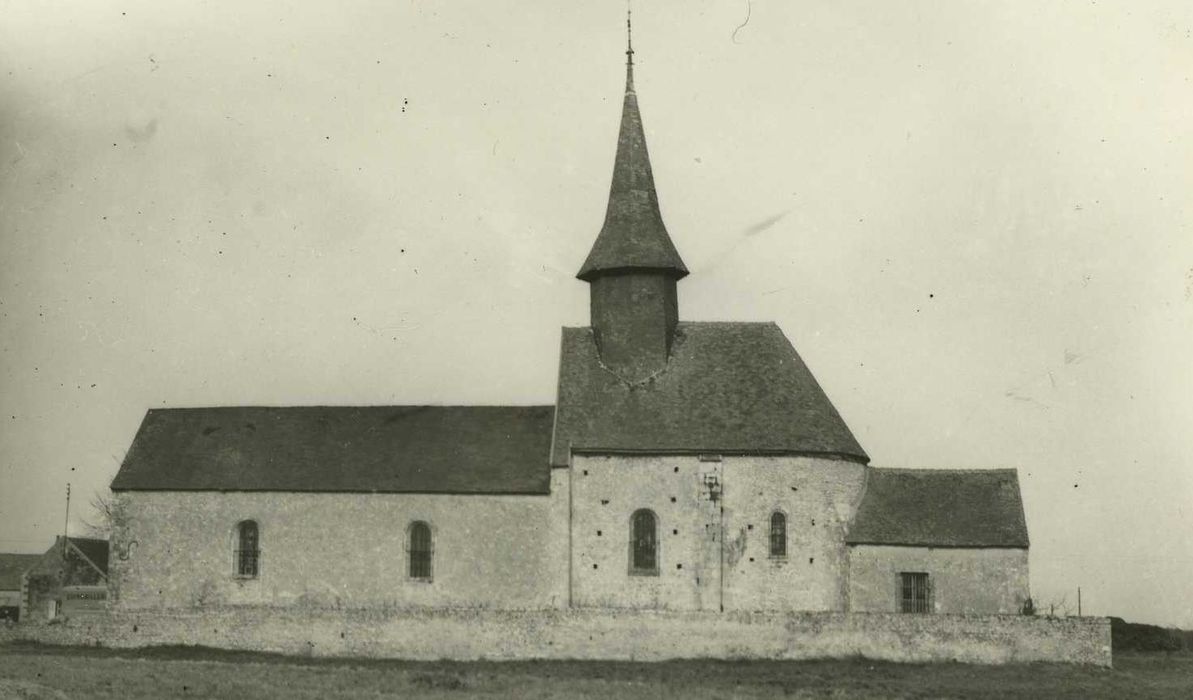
[900,572,931,613]
[769,511,787,558]
[630,509,658,574]
[408,521,433,580]
[235,520,259,578]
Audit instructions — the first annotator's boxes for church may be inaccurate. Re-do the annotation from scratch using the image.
[107,30,1030,619]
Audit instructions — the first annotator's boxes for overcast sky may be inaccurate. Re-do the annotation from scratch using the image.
[2,0,1190,627]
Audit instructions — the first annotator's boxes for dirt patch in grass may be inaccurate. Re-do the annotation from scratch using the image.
[1,642,1190,699]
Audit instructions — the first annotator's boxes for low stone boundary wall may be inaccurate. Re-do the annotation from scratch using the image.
[0,608,1112,667]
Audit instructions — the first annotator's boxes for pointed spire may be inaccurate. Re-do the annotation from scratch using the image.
[576,9,688,282]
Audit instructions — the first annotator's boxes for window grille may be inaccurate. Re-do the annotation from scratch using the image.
[900,572,931,613]
[630,509,658,574]
[408,521,433,580]
[235,520,259,578]
[769,512,787,558]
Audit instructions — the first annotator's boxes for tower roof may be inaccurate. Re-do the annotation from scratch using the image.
[577,28,688,281]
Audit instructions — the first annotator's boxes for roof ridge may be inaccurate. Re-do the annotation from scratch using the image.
[565,322,779,332]
[676,320,779,328]
[64,536,108,545]
[870,467,1019,475]
[148,404,555,412]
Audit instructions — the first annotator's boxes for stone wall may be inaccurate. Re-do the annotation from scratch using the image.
[721,456,866,612]
[570,454,865,612]
[110,469,569,611]
[1,608,1112,667]
[848,545,1030,614]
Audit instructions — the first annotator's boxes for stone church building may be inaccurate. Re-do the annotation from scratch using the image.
[108,39,1030,619]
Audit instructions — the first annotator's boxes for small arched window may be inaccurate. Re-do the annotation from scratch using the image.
[769,511,787,558]
[235,520,260,578]
[630,509,658,574]
[408,521,433,580]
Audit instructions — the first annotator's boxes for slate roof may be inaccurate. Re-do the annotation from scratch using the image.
[111,406,555,494]
[846,468,1030,548]
[65,537,109,577]
[550,322,869,466]
[576,61,688,281]
[0,554,40,590]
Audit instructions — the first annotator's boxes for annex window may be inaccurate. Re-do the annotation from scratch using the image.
[630,509,658,575]
[769,511,787,558]
[899,572,931,613]
[235,520,260,578]
[408,521,433,581]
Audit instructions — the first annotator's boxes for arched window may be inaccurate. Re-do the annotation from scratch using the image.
[235,520,259,578]
[408,521,433,580]
[769,511,787,558]
[630,509,658,574]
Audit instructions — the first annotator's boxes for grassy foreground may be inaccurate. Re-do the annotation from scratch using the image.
[1,643,1190,699]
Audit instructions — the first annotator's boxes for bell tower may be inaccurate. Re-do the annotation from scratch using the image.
[577,12,688,382]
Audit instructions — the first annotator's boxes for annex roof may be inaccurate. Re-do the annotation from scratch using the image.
[550,322,869,466]
[0,554,40,590]
[846,468,1030,548]
[111,405,555,495]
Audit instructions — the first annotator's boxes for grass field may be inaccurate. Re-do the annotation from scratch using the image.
[1,643,1190,699]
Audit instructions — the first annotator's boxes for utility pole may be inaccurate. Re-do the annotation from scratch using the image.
[1077,586,1082,617]
[62,482,71,560]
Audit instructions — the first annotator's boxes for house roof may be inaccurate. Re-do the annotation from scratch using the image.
[64,537,109,577]
[0,554,40,590]
[576,58,687,281]
[22,537,110,583]
[846,468,1030,548]
[550,322,869,466]
[111,405,555,494]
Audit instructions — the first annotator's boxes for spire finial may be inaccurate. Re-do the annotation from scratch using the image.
[626,5,634,67]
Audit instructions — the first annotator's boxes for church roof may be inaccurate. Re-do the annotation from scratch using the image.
[576,58,688,281]
[846,468,1030,548]
[111,406,555,495]
[550,322,869,466]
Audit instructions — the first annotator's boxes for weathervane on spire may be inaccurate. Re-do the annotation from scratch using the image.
[626,4,634,67]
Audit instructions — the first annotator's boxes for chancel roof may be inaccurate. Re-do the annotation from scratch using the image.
[550,322,869,466]
[111,406,555,494]
[846,468,1030,548]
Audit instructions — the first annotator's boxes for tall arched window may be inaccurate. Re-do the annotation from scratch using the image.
[235,520,259,578]
[630,509,658,574]
[408,521,433,580]
[769,511,787,558]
